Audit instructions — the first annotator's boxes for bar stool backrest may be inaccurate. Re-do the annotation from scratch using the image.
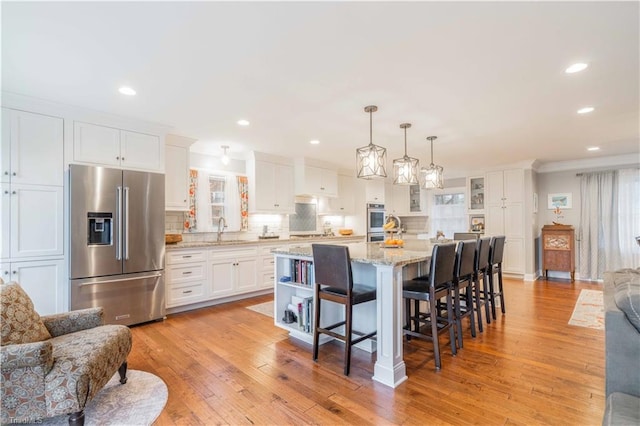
[312,244,354,292]
[455,239,477,280]
[489,236,506,265]
[476,237,491,272]
[430,243,457,288]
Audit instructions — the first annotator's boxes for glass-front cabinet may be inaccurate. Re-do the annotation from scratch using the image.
[467,176,485,213]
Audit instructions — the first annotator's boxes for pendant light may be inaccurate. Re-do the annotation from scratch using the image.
[393,123,420,185]
[356,105,387,179]
[221,145,230,166]
[421,136,444,189]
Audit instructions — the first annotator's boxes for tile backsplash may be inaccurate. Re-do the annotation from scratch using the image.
[165,209,347,242]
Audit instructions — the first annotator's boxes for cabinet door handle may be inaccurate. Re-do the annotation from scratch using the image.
[116,156,120,160]
[122,157,125,161]
[3,171,8,175]
[11,191,16,195]
[3,190,8,195]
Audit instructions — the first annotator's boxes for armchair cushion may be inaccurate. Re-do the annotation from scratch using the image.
[0,283,51,345]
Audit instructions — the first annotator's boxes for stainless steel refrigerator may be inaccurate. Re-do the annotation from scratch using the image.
[69,164,165,326]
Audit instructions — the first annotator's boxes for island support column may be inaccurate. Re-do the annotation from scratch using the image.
[372,263,408,387]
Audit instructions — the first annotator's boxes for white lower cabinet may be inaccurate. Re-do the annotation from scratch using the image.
[166,246,263,310]
[1,258,65,315]
[210,247,257,297]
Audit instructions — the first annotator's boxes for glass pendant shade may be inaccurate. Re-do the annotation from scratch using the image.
[393,123,419,185]
[356,105,387,179]
[421,136,444,189]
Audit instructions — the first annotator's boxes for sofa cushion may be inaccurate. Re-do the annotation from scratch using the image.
[0,283,52,345]
[602,392,640,426]
[613,268,640,333]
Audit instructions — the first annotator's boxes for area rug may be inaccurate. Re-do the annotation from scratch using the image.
[246,300,274,318]
[568,289,604,330]
[34,370,168,426]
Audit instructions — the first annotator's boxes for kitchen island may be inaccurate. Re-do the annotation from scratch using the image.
[272,241,434,388]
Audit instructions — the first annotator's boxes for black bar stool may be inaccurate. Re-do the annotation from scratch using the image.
[488,236,507,319]
[311,244,377,376]
[403,242,457,370]
[474,237,492,330]
[453,239,478,348]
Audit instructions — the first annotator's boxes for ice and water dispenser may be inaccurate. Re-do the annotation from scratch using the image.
[87,212,113,246]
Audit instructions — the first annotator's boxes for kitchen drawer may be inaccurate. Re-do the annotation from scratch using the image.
[210,247,257,259]
[168,263,206,283]
[259,270,275,290]
[167,250,207,265]
[261,255,275,272]
[167,282,206,307]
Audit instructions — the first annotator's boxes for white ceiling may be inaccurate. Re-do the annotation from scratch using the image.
[3,1,639,177]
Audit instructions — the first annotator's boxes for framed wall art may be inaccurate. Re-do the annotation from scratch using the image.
[548,193,572,209]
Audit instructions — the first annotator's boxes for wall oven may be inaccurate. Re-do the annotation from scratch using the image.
[366,203,386,242]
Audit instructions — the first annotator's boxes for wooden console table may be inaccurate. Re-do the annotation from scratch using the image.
[542,224,575,282]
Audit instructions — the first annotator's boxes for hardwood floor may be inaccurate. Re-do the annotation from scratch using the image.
[129,277,605,425]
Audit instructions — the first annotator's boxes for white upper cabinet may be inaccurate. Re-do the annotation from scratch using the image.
[165,134,196,211]
[2,109,63,186]
[294,159,338,197]
[120,130,163,171]
[327,174,356,214]
[73,121,120,167]
[467,176,485,213]
[365,179,385,203]
[73,121,163,172]
[388,184,426,216]
[247,152,294,214]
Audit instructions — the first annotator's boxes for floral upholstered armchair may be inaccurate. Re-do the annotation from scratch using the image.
[0,280,132,426]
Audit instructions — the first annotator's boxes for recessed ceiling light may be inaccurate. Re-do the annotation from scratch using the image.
[237,119,250,126]
[577,106,595,114]
[587,146,600,151]
[118,86,136,96]
[565,63,588,74]
[309,140,320,145]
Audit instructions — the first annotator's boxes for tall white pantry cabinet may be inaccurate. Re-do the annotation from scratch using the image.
[1,108,65,314]
[485,169,526,275]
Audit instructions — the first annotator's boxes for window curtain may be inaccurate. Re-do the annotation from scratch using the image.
[237,176,249,231]
[617,168,640,267]
[184,169,198,231]
[579,168,640,280]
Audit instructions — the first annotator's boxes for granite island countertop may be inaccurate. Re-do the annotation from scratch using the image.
[272,241,436,267]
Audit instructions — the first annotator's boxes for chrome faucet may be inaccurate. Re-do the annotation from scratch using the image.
[217,217,226,242]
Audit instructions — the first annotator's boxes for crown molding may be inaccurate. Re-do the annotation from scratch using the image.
[536,153,640,174]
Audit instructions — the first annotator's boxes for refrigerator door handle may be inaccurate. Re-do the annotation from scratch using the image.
[124,186,130,260]
[77,273,163,286]
[116,186,122,260]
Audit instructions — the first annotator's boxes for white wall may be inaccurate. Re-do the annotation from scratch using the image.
[535,159,639,277]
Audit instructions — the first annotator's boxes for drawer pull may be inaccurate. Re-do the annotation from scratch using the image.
[182,271,192,275]
[182,290,193,294]
[182,255,192,258]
